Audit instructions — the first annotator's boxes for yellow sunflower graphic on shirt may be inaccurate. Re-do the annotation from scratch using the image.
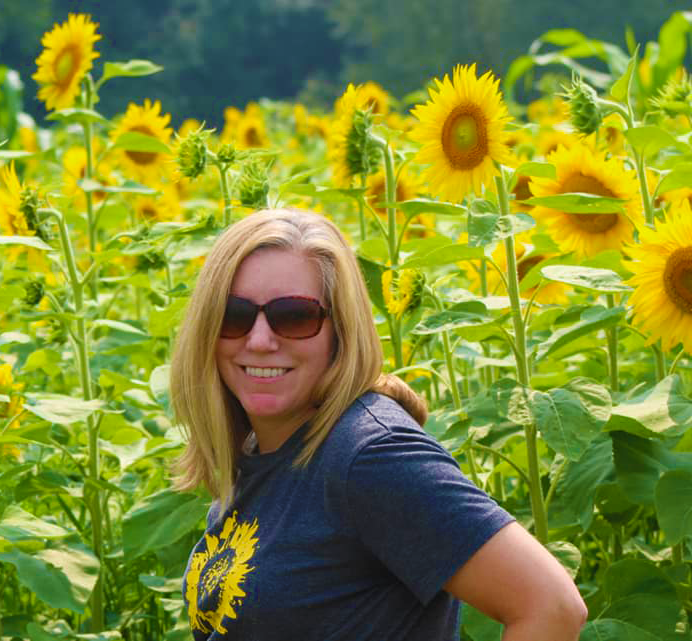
[185,511,259,634]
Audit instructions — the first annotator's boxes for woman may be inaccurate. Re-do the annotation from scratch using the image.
[171,208,587,640]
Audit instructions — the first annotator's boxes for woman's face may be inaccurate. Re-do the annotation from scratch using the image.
[215,247,335,452]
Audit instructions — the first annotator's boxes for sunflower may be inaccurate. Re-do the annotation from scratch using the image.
[0,163,32,236]
[62,143,114,207]
[0,362,24,457]
[529,143,642,257]
[410,64,513,203]
[131,185,182,222]
[526,96,569,126]
[185,511,259,634]
[625,200,692,353]
[109,99,173,183]
[359,81,391,116]
[32,14,100,111]
[220,106,242,143]
[328,84,381,188]
[382,268,425,318]
[535,127,580,158]
[236,113,269,149]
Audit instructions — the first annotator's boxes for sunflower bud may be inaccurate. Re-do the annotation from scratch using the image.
[20,186,51,242]
[346,108,380,178]
[22,281,44,307]
[136,250,167,272]
[237,158,270,209]
[217,143,237,165]
[382,268,425,318]
[176,126,210,179]
[649,70,692,119]
[562,76,603,135]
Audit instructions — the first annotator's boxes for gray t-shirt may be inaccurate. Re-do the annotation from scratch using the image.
[183,392,514,640]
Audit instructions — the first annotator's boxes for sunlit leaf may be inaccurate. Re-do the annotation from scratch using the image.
[46,108,109,125]
[513,161,556,180]
[521,192,626,213]
[399,243,483,268]
[535,305,625,360]
[467,212,534,247]
[0,505,71,541]
[101,59,164,83]
[22,393,109,425]
[610,45,638,101]
[112,131,172,154]
[624,125,688,158]
[606,375,692,438]
[579,620,662,641]
[541,265,631,292]
[0,235,53,251]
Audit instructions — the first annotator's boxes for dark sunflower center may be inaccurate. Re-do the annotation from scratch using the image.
[664,247,692,314]
[245,127,262,147]
[441,104,488,170]
[517,254,544,282]
[54,45,80,86]
[512,175,532,210]
[561,173,619,233]
[126,125,159,165]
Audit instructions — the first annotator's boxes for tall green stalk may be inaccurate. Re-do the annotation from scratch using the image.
[495,174,549,543]
[81,75,98,300]
[42,207,105,631]
[606,294,619,393]
[217,164,233,227]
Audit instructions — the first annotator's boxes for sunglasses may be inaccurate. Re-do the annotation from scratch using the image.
[220,295,330,339]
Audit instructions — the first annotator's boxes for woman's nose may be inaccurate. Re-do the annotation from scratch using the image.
[244,311,279,350]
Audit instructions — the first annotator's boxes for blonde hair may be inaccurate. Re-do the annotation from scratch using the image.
[170,208,426,508]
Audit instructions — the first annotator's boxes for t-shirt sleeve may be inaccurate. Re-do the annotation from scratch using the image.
[344,427,514,605]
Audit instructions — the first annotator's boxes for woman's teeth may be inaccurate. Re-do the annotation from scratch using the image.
[245,366,288,378]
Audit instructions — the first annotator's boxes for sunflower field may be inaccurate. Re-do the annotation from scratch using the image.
[2,9,692,641]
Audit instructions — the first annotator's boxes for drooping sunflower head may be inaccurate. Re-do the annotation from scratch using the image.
[328,83,381,187]
[529,143,642,257]
[110,99,173,183]
[410,64,513,203]
[625,199,692,354]
[649,68,692,120]
[32,13,101,111]
[382,268,425,318]
[0,163,33,236]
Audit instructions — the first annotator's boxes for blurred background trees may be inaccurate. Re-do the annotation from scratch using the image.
[0,0,690,128]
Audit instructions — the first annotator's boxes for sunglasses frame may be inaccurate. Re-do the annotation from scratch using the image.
[221,294,331,340]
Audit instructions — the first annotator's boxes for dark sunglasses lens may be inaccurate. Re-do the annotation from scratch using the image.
[267,298,323,338]
[221,297,257,338]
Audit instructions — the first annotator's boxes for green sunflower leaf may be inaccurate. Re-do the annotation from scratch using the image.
[605,375,692,438]
[654,162,692,196]
[624,125,689,158]
[112,131,172,155]
[46,108,110,125]
[100,59,164,84]
[468,212,534,247]
[535,305,625,360]
[579,620,663,641]
[399,243,483,268]
[520,192,626,213]
[610,45,639,102]
[513,161,557,180]
[540,265,631,292]
[395,198,467,218]
[413,301,491,335]
[0,235,53,251]
[655,470,692,545]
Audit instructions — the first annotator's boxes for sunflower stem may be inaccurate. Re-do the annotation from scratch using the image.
[381,140,399,265]
[42,207,104,632]
[358,173,367,241]
[606,294,619,393]
[81,75,98,301]
[217,163,233,227]
[653,342,667,381]
[495,173,548,544]
[634,151,655,226]
[668,349,686,377]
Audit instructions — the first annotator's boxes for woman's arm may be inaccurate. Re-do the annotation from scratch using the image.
[444,522,588,641]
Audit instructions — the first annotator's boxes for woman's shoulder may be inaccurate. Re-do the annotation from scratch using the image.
[319,391,433,464]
